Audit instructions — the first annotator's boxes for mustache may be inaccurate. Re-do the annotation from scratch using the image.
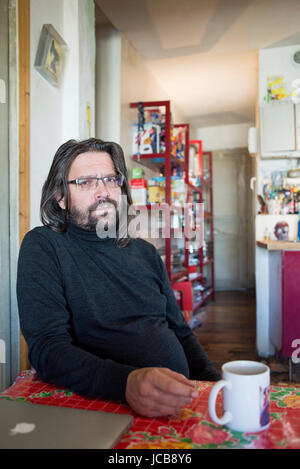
[88,198,118,212]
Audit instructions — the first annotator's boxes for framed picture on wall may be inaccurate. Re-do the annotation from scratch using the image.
[34,24,67,87]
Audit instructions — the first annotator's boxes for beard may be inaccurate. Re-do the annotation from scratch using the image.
[69,198,119,234]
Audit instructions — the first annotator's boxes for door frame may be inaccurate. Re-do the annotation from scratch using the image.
[18,0,31,372]
[0,0,21,390]
[9,0,22,383]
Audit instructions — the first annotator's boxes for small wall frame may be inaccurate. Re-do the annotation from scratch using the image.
[34,24,67,87]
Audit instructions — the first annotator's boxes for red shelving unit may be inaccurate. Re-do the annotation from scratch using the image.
[201,148,215,305]
[129,103,214,319]
[186,142,215,312]
[130,100,173,279]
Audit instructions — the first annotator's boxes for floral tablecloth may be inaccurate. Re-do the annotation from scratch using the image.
[1,370,299,449]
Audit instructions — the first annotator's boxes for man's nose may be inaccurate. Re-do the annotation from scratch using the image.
[94,180,110,198]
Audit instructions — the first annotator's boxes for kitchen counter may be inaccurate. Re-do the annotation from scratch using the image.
[256,241,300,374]
[257,240,300,250]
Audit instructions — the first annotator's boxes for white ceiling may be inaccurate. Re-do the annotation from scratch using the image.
[95,0,300,127]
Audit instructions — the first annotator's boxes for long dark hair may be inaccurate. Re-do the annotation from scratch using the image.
[40,138,133,246]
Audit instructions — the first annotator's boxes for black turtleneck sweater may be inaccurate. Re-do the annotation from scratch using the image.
[17,222,220,403]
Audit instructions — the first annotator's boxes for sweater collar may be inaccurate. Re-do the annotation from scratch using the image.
[67,221,117,245]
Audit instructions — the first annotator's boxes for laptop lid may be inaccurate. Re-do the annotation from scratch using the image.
[0,399,133,449]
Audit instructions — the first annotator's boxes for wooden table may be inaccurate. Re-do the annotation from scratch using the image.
[1,370,300,449]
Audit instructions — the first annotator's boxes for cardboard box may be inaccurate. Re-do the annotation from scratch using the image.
[132,123,160,154]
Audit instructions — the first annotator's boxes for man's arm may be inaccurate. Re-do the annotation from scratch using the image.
[17,230,135,403]
[124,249,221,417]
[156,251,221,382]
[125,367,198,417]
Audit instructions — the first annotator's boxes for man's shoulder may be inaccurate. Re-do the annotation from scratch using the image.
[21,225,65,250]
[24,225,63,241]
[131,237,158,254]
[130,238,163,267]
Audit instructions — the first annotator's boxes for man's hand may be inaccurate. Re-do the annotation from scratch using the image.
[125,367,199,417]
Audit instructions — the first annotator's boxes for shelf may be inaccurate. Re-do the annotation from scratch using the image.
[187,182,201,194]
[133,153,165,159]
[130,102,211,292]
[171,269,189,283]
[133,153,185,166]
[203,257,213,266]
[189,272,203,283]
[132,154,165,171]
[170,155,185,168]
[193,288,213,312]
[131,204,169,211]
[189,143,214,309]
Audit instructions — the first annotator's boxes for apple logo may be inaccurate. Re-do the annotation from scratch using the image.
[10,423,36,436]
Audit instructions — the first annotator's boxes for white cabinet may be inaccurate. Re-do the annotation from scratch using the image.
[260,102,296,156]
[295,103,300,150]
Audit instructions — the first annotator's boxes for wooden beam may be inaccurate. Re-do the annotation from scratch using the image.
[18,0,31,371]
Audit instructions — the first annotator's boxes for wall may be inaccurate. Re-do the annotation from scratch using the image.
[95,29,186,163]
[255,45,300,356]
[190,120,255,290]
[95,23,121,142]
[259,44,300,106]
[30,0,95,229]
[120,36,186,172]
[213,148,255,290]
[192,122,253,152]
[257,44,300,195]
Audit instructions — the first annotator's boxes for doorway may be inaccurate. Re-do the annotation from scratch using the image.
[213,148,255,291]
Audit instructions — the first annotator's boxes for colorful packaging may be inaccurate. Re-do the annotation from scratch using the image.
[147,176,186,205]
[131,168,145,179]
[148,186,165,204]
[130,178,147,205]
[132,123,160,154]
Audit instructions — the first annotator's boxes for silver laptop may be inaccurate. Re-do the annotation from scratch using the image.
[0,399,133,449]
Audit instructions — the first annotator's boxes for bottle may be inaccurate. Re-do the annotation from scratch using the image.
[290,189,295,214]
[263,227,270,241]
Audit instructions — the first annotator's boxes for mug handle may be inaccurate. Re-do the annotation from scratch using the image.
[208,379,232,426]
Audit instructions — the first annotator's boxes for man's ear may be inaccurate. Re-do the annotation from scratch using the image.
[56,195,66,210]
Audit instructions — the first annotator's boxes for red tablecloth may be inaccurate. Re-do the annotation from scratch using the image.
[1,370,300,449]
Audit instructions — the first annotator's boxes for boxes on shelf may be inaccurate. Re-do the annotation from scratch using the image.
[147,176,165,204]
[131,167,145,179]
[189,144,201,187]
[147,176,187,205]
[132,123,160,154]
[193,281,205,304]
[171,178,186,205]
[148,185,165,204]
[130,178,147,205]
[171,126,186,162]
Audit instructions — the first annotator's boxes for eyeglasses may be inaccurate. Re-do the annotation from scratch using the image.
[67,174,124,191]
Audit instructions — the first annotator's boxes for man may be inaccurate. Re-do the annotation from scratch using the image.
[17,138,220,418]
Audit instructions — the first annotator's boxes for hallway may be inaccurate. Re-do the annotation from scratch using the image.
[193,290,300,384]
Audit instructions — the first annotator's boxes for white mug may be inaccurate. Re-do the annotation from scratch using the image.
[208,360,270,433]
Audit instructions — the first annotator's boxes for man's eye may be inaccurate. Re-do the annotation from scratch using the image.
[105,176,116,183]
[78,179,92,186]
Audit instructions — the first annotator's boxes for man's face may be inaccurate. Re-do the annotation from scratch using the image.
[61,151,122,232]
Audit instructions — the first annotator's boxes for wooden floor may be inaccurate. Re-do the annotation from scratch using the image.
[192,290,300,385]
